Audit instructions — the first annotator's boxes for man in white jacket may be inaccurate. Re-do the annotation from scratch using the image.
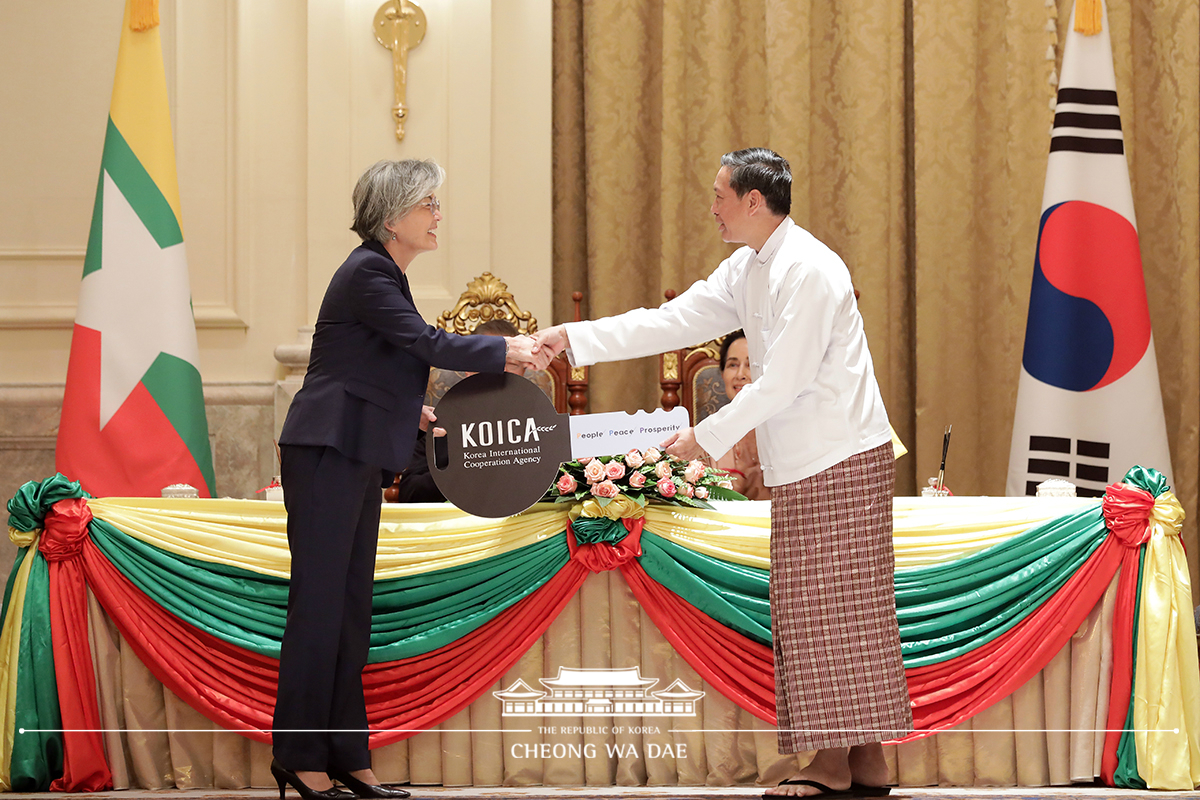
[534,148,912,797]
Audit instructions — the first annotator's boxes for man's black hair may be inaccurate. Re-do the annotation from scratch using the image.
[720,148,791,216]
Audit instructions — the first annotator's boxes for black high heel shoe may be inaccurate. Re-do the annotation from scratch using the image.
[329,769,411,799]
[271,760,355,800]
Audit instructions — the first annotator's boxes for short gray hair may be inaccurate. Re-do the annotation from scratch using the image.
[351,159,445,243]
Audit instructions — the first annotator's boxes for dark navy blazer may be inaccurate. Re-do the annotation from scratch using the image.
[279,241,506,473]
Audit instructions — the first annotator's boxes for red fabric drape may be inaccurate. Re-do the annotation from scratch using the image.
[40,498,112,792]
[82,539,277,736]
[619,560,777,723]
[79,535,592,748]
[364,562,590,747]
[902,536,1124,738]
[566,517,644,572]
[1099,482,1154,783]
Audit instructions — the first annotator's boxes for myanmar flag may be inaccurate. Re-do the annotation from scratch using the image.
[55,0,215,498]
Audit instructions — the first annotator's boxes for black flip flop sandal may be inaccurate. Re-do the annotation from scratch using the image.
[762,778,852,798]
[848,783,892,796]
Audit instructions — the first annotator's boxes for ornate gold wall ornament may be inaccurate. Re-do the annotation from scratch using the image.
[436,272,538,336]
[374,0,427,142]
[661,352,679,381]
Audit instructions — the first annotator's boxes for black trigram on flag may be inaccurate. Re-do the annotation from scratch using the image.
[1024,436,1111,497]
[1049,88,1124,156]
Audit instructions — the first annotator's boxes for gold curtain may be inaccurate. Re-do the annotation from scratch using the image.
[552,0,1198,591]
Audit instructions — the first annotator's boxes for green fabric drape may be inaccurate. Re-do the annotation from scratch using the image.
[8,555,61,792]
[1114,547,1148,789]
[637,531,771,644]
[896,506,1107,666]
[86,516,570,663]
[368,537,569,661]
[5,475,88,534]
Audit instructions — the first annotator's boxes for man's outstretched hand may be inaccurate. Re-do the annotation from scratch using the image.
[531,325,569,360]
[504,335,554,372]
[661,427,708,462]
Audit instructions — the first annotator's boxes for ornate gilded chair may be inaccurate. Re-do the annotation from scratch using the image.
[423,272,588,414]
[658,290,732,424]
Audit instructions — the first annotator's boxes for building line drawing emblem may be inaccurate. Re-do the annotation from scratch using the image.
[493,667,704,717]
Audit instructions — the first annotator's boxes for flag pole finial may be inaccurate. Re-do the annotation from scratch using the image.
[1074,0,1102,35]
[130,0,160,32]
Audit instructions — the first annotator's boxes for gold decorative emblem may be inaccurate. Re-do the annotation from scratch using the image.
[437,272,538,336]
[374,0,427,142]
[661,352,679,381]
[687,338,723,362]
[570,366,587,382]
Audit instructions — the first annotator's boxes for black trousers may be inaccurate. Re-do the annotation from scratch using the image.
[273,444,382,772]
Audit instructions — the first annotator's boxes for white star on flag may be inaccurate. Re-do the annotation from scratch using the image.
[74,170,199,428]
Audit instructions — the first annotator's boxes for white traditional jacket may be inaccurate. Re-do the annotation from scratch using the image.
[564,216,891,487]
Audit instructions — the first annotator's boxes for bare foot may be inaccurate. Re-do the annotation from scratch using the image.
[764,776,852,797]
[764,749,851,796]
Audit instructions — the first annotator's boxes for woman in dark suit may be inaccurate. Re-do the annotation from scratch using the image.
[271,160,546,800]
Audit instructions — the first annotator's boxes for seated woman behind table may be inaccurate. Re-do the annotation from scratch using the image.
[713,330,772,501]
[393,318,523,502]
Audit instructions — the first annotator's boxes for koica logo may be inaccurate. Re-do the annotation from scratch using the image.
[460,418,557,448]
[430,373,571,517]
[493,667,704,717]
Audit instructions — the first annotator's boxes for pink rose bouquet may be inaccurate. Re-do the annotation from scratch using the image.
[583,459,606,484]
[545,448,747,509]
[590,480,620,498]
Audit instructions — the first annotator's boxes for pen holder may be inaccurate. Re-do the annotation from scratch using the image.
[921,478,950,497]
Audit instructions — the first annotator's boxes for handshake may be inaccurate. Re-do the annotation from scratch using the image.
[502,325,569,373]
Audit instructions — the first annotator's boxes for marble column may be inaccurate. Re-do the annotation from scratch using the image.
[273,326,313,441]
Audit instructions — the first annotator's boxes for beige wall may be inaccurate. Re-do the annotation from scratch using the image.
[0,0,553,512]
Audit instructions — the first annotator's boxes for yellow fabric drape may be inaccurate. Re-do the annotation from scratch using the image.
[0,537,38,791]
[87,499,568,579]
[552,0,1199,594]
[86,496,1102,579]
[645,497,1098,570]
[1132,491,1200,788]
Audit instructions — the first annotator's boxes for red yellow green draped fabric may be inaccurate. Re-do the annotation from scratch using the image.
[2,467,1197,791]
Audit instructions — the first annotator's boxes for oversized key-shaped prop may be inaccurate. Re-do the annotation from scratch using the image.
[429,373,689,518]
[374,0,427,141]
